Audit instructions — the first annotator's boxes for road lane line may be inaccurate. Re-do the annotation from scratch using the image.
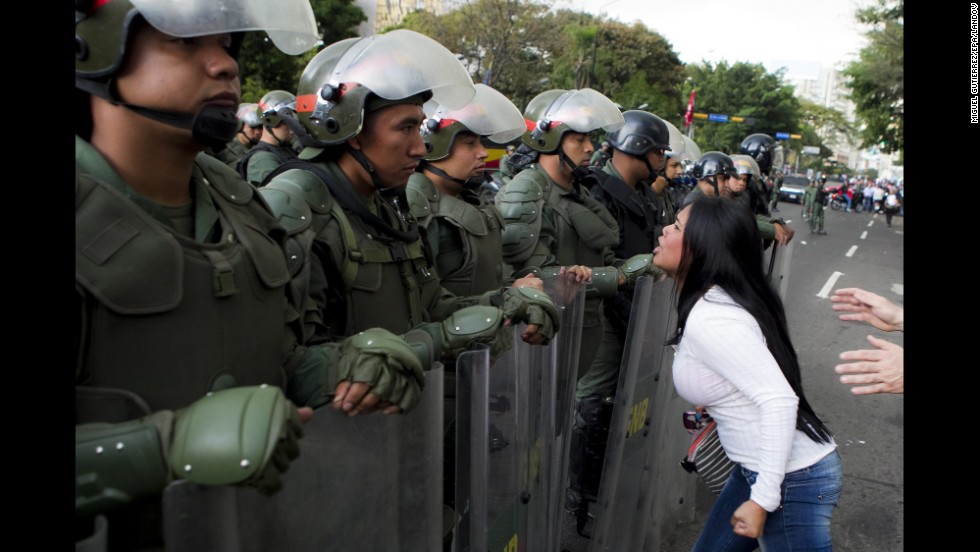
[845,245,858,257]
[867,220,874,227]
[860,231,868,239]
[817,271,844,298]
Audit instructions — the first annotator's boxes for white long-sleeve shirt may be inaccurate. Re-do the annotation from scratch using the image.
[672,286,836,511]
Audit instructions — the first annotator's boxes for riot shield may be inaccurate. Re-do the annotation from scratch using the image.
[162,367,445,552]
[588,276,696,551]
[454,274,585,552]
[766,239,795,300]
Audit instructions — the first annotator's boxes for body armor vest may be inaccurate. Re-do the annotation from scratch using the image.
[587,168,659,258]
[265,163,440,337]
[407,173,504,296]
[76,153,291,412]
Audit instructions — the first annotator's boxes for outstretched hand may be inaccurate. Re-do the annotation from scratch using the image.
[830,287,904,332]
[835,335,904,395]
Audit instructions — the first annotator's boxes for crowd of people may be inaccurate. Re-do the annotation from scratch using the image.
[75,2,901,550]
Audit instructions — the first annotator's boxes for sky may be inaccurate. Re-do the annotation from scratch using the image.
[559,0,870,78]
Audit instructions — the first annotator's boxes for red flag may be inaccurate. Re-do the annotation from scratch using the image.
[685,89,696,128]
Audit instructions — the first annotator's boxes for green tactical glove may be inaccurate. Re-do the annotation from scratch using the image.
[170,385,303,496]
[406,305,511,363]
[499,285,560,343]
[617,253,665,289]
[335,328,426,413]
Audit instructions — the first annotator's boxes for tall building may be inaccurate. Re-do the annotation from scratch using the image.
[775,61,899,178]
[354,0,454,36]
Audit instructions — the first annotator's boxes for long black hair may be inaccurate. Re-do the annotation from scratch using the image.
[668,196,832,444]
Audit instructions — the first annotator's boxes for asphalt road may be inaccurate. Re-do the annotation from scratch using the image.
[560,202,904,551]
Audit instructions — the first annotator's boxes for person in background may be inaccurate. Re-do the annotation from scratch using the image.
[213,102,262,169]
[810,178,829,235]
[802,178,817,220]
[883,184,900,227]
[237,90,299,185]
[653,196,841,551]
[590,140,611,167]
[498,143,517,181]
[830,287,904,395]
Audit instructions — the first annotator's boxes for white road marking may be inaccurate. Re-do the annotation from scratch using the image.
[860,231,868,240]
[817,271,844,298]
[845,245,858,257]
[867,220,874,227]
[891,283,904,296]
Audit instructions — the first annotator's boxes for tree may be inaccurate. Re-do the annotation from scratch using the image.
[396,1,684,118]
[842,0,903,162]
[238,0,366,103]
[684,62,801,154]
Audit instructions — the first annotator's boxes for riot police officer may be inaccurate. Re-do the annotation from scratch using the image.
[75,1,430,549]
[237,90,299,185]
[565,109,673,525]
[213,102,262,169]
[495,89,658,378]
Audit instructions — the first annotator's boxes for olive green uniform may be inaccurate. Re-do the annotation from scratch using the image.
[76,136,350,550]
[803,184,817,220]
[811,186,827,233]
[406,172,509,296]
[239,142,297,186]
[214,136,250,170]
[497,164,622,378]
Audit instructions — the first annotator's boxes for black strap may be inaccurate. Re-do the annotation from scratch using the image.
[262,160,420,243]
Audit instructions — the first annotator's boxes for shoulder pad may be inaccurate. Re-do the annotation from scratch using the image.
[258,186,314,235]
[406,173,437,224]
[194,153,253,206]
[496,171,546,206]
[264,167,334,215]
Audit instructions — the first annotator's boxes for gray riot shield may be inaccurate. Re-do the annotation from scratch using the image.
[766,240,795,300]
[588,276,697,552]
[161,367,445,552]
[454,274,585,552]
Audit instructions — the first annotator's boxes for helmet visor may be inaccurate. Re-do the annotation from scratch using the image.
[731,154,761,177]
[679,135,701,163]
[770,144,785,173]
[131,0,319,55]
[540,88,625,134]
[331,30,475,111]
[424,84,525,143]
[663,120,684,155]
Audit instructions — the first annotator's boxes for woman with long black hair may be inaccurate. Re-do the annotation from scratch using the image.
[654,196,842,551]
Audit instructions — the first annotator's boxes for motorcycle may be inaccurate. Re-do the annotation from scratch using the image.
[828,190,863,212]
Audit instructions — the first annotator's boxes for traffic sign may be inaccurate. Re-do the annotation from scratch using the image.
[775,132,790,140]
[708,113,729,123]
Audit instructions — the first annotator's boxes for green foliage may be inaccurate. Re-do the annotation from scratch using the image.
[842,0,903,160]
[684,61,801,155]
[395,1,684,119]
[237,0,366,103]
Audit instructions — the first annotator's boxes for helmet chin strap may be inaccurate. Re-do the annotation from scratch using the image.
[423,162,470,187]
[559,149,579,174]
[76,77,237,149]
[349,147,399,192]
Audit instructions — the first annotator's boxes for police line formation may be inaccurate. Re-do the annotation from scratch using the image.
[76,1,831,550]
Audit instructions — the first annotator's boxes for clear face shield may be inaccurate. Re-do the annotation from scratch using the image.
[770,144,785,174]
[679,135,702,164]
[328,29,475,112]
[540,88,625,134]
[664,120,686,158]
[731,154,761,178]
[130,0,320,55]
[423,84,526,144]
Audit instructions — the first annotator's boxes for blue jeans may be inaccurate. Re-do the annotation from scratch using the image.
[692,450,843,552]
